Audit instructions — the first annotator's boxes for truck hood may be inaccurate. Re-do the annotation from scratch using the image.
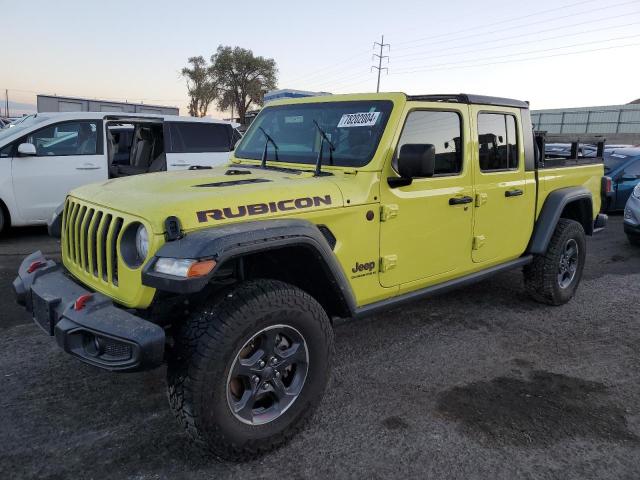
[70,165,345,233]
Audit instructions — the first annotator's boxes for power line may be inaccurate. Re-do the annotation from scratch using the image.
[390,19,640,65]
[281,0,631,92]
[391,33,640,74]
[389,41,640,76]
[284,49,372,86]
[391,0,601,45]
[371,35,390,93]
[392,0,638,53]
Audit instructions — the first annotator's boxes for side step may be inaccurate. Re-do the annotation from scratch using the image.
[354,255,533,319]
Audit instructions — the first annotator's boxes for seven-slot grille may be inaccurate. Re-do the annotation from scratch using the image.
[63,199,125,286]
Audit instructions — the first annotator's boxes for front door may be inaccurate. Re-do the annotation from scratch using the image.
[470,107,535,263]
[379,105,474,289]
[12,120,107,222]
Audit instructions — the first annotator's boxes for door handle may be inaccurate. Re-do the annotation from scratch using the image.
[170,163,189,167]
[76,163,100,170]
[505,189,524,197]
[449,196,473,205]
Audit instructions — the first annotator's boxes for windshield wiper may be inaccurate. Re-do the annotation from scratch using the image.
[312,120,335,176]
[258,127,279,168]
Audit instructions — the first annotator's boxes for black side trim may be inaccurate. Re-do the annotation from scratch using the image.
[407,93,529,109]
[528,186,593,254]
[355,256,533,319]
[521,108,536,172]
[142,219,356,313]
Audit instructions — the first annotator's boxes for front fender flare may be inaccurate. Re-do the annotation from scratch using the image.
[141,219,357,315]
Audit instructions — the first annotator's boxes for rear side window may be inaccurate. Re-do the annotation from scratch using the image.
[166,122,233,153]
[478,113,518,171]
[395,110,463,176]
[623,159,640,178]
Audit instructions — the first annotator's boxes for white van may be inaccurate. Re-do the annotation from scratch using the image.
[0,112,241,231]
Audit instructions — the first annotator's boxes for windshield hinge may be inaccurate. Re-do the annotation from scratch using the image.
[380,254,398,273]
[472,235,486,250]
[380,204,399,222]
[475,193,488,207]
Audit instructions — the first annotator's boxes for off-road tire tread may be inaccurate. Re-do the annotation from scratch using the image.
[523,219,585,305]
[167,279,333,461]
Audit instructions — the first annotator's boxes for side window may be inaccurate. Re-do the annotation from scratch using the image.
[623,160,640,178]
[166,122,233,153]
[395,110,463,176]
[26,121,101,157]
[478,113,518,171]
[0,143,13,158]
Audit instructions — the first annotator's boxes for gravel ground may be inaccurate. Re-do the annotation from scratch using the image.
[0,217,639,480]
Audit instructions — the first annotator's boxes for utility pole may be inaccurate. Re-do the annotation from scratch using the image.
[4,89,9,117]
[372,35,390,93]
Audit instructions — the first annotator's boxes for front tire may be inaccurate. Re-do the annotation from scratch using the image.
[524,219,586,305]
[167,279,333,461]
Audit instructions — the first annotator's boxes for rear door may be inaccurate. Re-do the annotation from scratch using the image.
[164,121,234,170]
[11,120,107,222]
[470,107,536,263]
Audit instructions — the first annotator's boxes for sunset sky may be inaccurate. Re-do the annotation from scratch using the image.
[2,0,639,117]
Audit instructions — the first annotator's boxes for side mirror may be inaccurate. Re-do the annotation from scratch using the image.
[17,143,36,156]
[397,143,435,179]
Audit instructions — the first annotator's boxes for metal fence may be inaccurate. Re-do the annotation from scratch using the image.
[532,104,640,135]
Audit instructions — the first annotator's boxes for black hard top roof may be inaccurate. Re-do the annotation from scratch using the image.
[406,94,529,109]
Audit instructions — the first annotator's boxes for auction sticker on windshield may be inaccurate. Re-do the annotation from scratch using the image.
[337,112,381,128]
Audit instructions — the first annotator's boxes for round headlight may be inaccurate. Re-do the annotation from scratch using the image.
[121,222,149,268]
[633,184,640,199]
[135,224,149,260]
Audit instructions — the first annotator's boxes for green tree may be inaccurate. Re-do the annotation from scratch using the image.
[181,56,219,117]
[211,46,277,124]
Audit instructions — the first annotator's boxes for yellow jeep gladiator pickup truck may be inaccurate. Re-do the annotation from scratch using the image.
[13,92,607,460]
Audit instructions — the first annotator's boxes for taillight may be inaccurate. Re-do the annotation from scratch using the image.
[603,176,612,193]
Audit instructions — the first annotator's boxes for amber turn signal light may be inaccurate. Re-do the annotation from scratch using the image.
[187,259,216,278]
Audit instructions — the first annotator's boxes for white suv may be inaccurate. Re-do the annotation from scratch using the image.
[0,112,241,232]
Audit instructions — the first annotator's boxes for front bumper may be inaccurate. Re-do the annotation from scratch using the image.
[13,251,165,372]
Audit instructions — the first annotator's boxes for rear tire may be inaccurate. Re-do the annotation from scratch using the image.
[524,219,586,305]
[167,279,333,461]
[0,207,5,234]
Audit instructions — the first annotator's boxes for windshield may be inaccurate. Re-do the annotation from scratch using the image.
[0,115,46,142]
[235,100,393,168]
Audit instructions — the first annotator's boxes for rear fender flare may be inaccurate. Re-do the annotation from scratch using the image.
[528,186,593,255]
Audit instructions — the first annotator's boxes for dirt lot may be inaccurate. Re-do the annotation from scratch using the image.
[1,217,639,480]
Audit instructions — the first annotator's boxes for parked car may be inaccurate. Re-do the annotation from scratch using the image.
[0,112,241,232]
[624,184,640,245]
[13,92,607,460]
[601,147,640,212]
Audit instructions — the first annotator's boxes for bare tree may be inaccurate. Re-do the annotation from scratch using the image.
[211,46,277,124]
[181,56,219,117]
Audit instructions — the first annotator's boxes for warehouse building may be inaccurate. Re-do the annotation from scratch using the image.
[37,94,179,115]
[532,100,640,144]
